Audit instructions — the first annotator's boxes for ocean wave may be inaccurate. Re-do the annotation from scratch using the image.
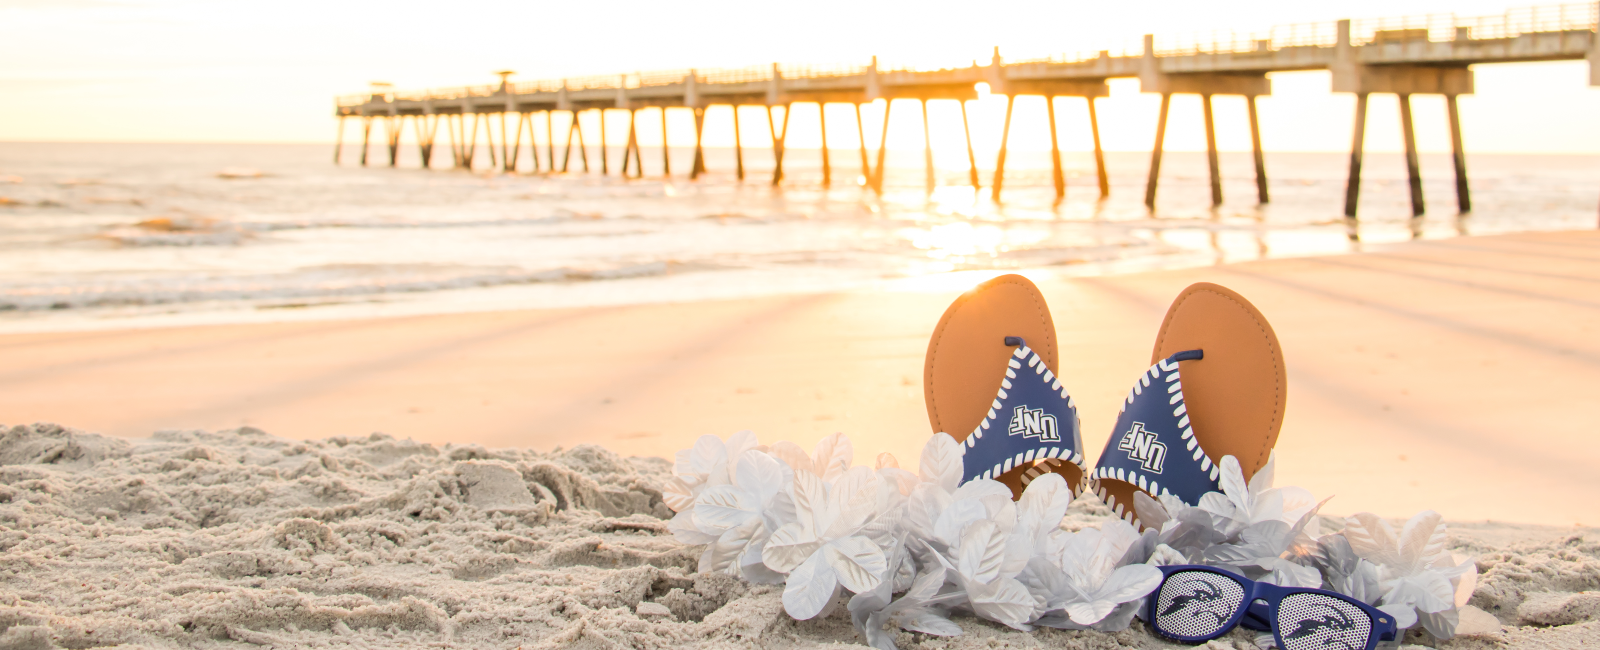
[0,261,672,311]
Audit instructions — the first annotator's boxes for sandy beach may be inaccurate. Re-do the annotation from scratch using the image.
[2,230,1599,648]
[2,230,1597,527]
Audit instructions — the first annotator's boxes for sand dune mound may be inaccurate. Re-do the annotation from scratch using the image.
[0,423,1595,649]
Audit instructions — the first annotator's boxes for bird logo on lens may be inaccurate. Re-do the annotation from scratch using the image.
[1159,577,1231,626]
[1282,602,1363,649]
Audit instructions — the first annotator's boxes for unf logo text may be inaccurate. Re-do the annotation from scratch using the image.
[1007,405,1060,442]
[1118,422,1167,473]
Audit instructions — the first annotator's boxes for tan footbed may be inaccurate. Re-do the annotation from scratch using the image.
[924,274,1083,499]
[1094,282,1287,526]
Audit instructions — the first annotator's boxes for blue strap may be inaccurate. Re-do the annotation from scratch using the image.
[959,337,1085,484]
[1091,349,1221,506]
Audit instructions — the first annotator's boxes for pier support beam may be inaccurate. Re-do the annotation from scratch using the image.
[733,105,745,181]
[819,104,831,187]
[1398,94,1424,217]
[509,112,524,173]
[1087,97,1108,199]
[660,108,671,177]
[769,103,790,186]
[446,115,460,169]
[1046,96,1064,203]
[691,107,706,180]
[1446,94,1471,214]
[621,109,638,178]
[500,112,512,172]
[334,116,345,164]
[484,114,498,171]
[992,94,1015,202]
[600,109,609,175]
[855,103,870,188]
[1344,93,1369,223]
[961,100,979,191]
[360,117,372,167]
[561,113,575,172]
[414,114,439,170]
[1247,96,1269,203]
[545,111,555,173]
[466,114,481,170]
[921,99,934,194]
[575,111,589,172]
[1144,93,1171,209]
[1202,94,1221,207]
[872,101,891,193]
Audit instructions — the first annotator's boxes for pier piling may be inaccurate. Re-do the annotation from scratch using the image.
[769,104,790,186]
[1087,97,1109,199]
[1399,94,1425,217]
[854,104,871,188]
[992,94,1015,202]
[1447,94,1471,213]
[1344,93,1370,224]
[872,101,891,193]
[961,100,979,191]
[1144,93,1171,209]
[921,99,934,194]
[1047,96,1064,203]
[600,109,609,176]
[1248,96,1269,203]
[692,108,706,180]
[660,108,671,177]
[360,117,372,167]
[733,105,745,181]
[1203,94,1222,207]
[334,117,345,164]
[820,105,831,187]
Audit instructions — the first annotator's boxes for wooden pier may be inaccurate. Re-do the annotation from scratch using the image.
[336,3,1600,220]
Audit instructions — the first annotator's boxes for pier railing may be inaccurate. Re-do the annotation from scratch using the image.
[335,1,1599,108]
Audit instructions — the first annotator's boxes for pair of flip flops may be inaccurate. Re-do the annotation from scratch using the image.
[924,275,1286,526]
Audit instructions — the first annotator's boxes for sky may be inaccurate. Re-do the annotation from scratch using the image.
[1,0,1598,153]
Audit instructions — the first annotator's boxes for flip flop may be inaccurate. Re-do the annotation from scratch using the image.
[1089,282,1286,526]
[924,274,1087,499]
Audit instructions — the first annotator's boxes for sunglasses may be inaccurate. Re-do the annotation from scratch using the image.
[1147,565,1400,650]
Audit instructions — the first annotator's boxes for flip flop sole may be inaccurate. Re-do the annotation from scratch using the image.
[1095,282,1286,522]
[925,274,1082,497]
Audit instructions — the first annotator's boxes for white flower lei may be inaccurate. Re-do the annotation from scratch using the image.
[665,432,1476,648]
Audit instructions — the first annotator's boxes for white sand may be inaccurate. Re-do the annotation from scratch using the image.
[0,423,1595,649]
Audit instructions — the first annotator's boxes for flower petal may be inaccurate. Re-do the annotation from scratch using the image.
[692,484,755,534]
[813,432,854,482]
[958,519,1007,584]
[668,509,719,545]
[662,476,696,513]
[918,432,964,493]
[824,537,887,594]
[764,522,822,573]
[782,552,840,620]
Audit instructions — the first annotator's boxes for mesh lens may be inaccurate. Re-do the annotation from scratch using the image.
[1152,570,1246,639]
[1276,592,1374,650]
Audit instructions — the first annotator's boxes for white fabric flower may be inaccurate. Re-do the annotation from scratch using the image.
[1342,510,1476,638]
[683,449,796,582]
[1196,454,1322,539]
[1022,517,1163,628]
[664,430,761,514]
[763,465,889,619]
[848,541,964,650]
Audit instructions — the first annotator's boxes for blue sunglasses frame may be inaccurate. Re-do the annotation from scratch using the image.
[1147,565,1399,650]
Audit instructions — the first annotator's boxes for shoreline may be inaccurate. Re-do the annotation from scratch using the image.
[0,230,1597,527]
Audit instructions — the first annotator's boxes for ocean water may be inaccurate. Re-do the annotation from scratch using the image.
[0,142,1595,332]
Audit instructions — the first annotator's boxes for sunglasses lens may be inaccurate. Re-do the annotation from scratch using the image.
[1152,570,1246,639]
[1276,592,1374,650]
